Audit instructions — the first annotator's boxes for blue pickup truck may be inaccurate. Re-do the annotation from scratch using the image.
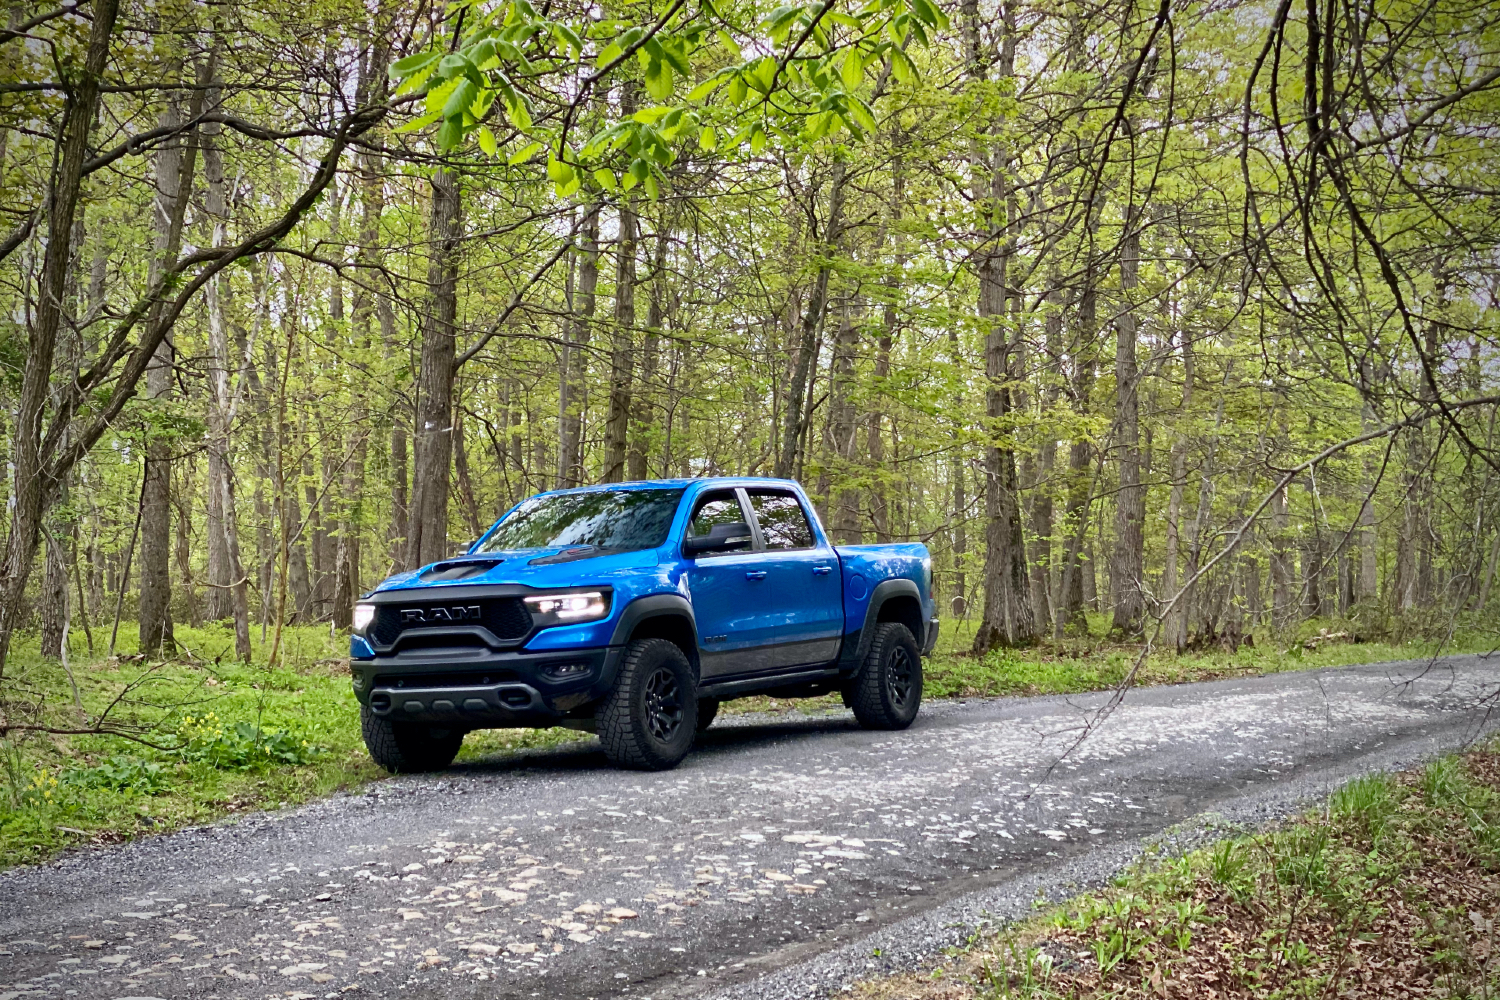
[349,478,937,772]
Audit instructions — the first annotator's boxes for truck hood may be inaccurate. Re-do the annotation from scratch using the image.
[368,546,660,594]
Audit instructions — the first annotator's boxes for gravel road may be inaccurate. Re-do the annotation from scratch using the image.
[2,655,1496,1000]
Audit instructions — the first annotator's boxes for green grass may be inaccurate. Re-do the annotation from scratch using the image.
[852,738,1500,1000]
[1,610,1492,872]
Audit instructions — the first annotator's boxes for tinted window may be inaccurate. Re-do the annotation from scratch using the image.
[688,492,745,557]
[477,488,685,553]
[748,490,814,550]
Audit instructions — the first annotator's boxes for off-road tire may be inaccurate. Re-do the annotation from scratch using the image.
[599,638,698,770]
[360,706,465,773]
[697,698,720,733]
[846,622,922,730]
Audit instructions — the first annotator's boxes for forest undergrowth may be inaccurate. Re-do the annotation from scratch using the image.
[0,613,1493,871]
[854,738,1500,1000]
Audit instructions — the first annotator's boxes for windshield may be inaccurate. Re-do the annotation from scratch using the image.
[476,488,686,554]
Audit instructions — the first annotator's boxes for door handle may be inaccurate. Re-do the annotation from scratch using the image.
[745,570,767,580]
[812,565,832,575]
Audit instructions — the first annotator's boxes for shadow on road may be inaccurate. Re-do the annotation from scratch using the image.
[449,713,867,776]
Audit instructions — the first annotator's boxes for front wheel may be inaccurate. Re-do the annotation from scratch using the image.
[599,639,698,770]
[846,622,922,730]
[360,707,464,773]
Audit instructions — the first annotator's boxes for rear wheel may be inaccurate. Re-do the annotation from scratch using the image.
[360,707,464,773]
[599,639,698,770]
[846,622,922,730]
[696,698,720,732]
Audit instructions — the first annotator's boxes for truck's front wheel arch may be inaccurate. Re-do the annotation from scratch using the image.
[609,595,700,680]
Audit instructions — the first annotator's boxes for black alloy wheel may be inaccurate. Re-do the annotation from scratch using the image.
[643,667,685,742]
[846,621,923,730]
[886,643,916,710]
[599,638,699,770]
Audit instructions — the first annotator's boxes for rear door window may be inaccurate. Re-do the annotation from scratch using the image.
[746,490,815,550]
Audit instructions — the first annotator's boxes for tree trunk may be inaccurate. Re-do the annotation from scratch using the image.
[1270,485,1294,628]
[604,195,637,483]
[383,294,409,574]
[558,205,600,488]
[1109,212,1145,637]
[971,0,1035,652]
[629,220,668,480]
[1163,331,1193,650]
[406,167,463,568]
[140,86,202,656]
[334,51,386,627]
[776,159,845,479]
[1055,286,1097,637]
[0,0,118,675]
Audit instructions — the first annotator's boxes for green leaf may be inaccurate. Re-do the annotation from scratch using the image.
[715,29,741,58]
[890,45,917,83]
[477,126,498,156]
[749,124,766,154]
[643,173,659,200]
[394,109,443,135]
[558,174,582,197]
[506,96,532,131]
[390,51,441,79]
[629,157,651,183]
[840,52,864,90]
[593,168,618,190]
[727,73,749,105]
[687,76,721,101]
[442,79,479,119]
[424,76,460,116]
[547,158,576,185]
[436,117,464,149]
[644,59,673,100]
[508,140,542,165]
[848,97,878,133]
[752,55,778,93]
[699,125,717,151]
[553,23,583,57]
[595,41,622,69]
[438,53,470,80]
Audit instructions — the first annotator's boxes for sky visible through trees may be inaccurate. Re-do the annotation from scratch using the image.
[0,0,1497,674]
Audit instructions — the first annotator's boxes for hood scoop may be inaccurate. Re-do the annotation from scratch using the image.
[420,558,503,582]
[528,546,609,566]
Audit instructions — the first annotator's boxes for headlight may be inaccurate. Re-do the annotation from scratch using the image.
[352,603,376,632]
[524,590,610,625]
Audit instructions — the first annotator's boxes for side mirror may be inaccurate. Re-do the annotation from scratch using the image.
[682,521,753,558]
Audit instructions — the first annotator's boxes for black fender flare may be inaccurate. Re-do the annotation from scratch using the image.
[606,593,700,677]
[840,578,923,672]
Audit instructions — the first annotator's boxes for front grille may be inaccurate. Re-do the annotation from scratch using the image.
[368,596,532,647]
[372,669,521,689]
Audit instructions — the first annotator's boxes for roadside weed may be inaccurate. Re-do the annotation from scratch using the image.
[61,755,171,794]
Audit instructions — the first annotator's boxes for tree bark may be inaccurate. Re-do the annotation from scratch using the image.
[333,48,386,627]
[0,0,118,675]
[1109,211,1145,637]
[776,158,845,480]
[604,189,638,483]
[970,0,1036,652]
[1055,285,1097,637]
[406,167,463,568]
[1163,331,1193,649]
[140,86,203,656]
[629,219,668,480]
[558,205,600,488]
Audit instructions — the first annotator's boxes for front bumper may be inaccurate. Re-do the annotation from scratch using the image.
[351,645,623,727]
